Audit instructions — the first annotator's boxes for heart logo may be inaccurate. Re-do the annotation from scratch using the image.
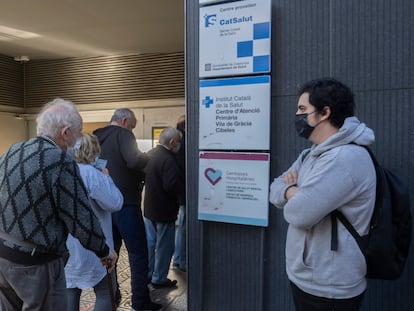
[204,168,222,185]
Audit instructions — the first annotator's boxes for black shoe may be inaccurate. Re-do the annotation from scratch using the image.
[132,301,163,311]
[151,278,178,289]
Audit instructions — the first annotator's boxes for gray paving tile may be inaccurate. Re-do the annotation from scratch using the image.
[80,245,187,311]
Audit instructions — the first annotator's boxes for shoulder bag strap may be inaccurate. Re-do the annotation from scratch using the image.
[331,210,366,254]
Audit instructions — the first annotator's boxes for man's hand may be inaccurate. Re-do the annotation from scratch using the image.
[283,169,298,185]
[100,249,118,273]
[283,170,298,200]
[284,185,298,200]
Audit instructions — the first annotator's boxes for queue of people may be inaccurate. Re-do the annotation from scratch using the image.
[0,101,179,311]
[0,77,375,311]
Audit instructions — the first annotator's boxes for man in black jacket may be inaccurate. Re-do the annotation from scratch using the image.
[172,115,187,272]
[144,127,184,288]
[94,108,162,311]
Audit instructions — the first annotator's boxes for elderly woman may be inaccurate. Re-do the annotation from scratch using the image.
[65,133,123,311]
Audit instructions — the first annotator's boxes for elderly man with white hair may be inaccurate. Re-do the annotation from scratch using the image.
[0,98,117,311]
[144,127,185,290]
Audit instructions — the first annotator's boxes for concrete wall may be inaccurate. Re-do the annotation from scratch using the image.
[0,114,28,154]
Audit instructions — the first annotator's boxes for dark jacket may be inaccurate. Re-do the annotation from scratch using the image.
[143,145,184,223]
[94,125,149,205]
[176,125,186,205]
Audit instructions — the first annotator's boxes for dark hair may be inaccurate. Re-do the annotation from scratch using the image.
[176,114,185,132]
[298,78,355,128]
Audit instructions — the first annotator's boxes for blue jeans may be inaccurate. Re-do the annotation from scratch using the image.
[144,218,176,284]
[173,205,187,269]
[112,204,150,308]
[66,271,115,311]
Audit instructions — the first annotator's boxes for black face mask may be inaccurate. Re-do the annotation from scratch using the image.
[295,113,316,139]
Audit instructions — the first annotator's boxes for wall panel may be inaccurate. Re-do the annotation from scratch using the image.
[332,0,414,91]
[0,54,23,108]
[25,52,184,107]
[271,0,331,96]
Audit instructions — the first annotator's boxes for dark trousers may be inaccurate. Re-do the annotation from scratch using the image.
[290,282,365,311]
[0,257,66,311]
[113,204,150,308]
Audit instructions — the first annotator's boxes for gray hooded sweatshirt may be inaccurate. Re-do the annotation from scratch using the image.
[269,117,376,299]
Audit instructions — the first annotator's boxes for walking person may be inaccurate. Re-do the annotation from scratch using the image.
[269,78,376,311]
[144,127,184,288]
[94,108,162,311]
[0,98,117,311]
[65,133,123,311]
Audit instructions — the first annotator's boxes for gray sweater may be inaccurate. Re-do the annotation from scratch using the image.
[0,136,108,258]
[269,117,376,299]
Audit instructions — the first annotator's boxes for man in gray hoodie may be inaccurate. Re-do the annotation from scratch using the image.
[269,78,376,311]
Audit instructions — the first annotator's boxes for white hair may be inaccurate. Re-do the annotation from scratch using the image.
[36,98,82,139]
[159,127,182,145]
[110,108,135,122]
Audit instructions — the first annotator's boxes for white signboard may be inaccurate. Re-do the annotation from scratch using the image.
[199,75,270,150]
[198,152,270,227]
[199,0,271,77]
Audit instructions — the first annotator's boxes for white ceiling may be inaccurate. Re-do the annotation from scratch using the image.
[0,0,184,60]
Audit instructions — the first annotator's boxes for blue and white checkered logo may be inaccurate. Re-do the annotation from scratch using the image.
[236,22,271,72]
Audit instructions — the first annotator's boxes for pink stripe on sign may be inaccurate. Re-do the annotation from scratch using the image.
[199,152,269,161]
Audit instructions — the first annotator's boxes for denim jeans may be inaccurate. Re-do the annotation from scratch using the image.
[144,218,176,284]
[112,204,151,308]
[66,271,116,311]
[173,205,187,269]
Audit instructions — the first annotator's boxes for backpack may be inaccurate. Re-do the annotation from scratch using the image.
[331,146,412,280]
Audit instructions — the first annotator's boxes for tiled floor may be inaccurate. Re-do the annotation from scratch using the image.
[80,245,187,311]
